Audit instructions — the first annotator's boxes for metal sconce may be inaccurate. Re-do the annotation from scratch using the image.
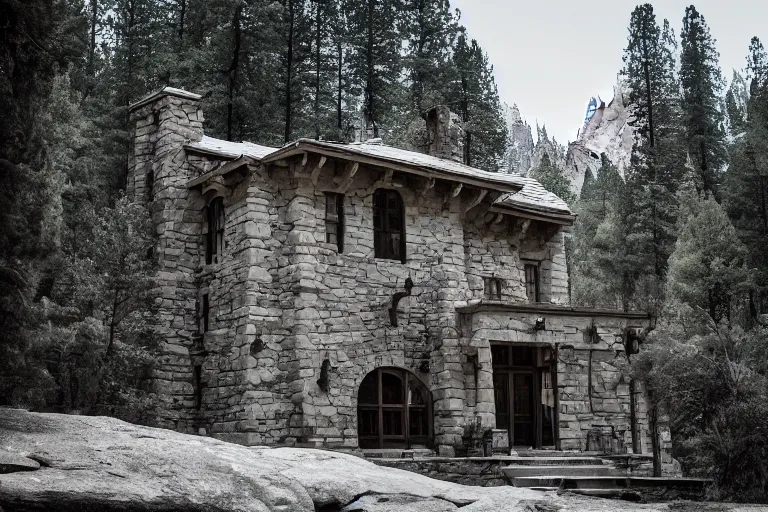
[317,358,331,392]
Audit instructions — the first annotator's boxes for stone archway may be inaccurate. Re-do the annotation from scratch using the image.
[357,367,432,449]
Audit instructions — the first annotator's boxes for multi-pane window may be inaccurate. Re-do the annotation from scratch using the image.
[325,192,344,253]
[524,263,540,303]
[373,189,405,262]
[205,198,225,265]
[484,277,503,300]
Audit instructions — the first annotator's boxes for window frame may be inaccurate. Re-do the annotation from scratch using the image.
[373,188,406,263]
[523,262,540,303]
[325,192,345,253]
[205,197,225,265]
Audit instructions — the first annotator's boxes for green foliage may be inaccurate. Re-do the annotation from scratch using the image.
[529,153,575,205]
[669,185,749,322]
[570,155,633,309]
[450,33,508,170]
[679,5,727,196]
[633,312,768,501]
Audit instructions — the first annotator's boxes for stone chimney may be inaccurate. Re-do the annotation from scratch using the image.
[423,105,465,164]
[127,87,204,202]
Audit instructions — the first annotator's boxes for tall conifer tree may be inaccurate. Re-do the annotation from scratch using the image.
[621,4,683,307]
[345,0,403,139]
[679,5,726,196]
[450,34,507,170]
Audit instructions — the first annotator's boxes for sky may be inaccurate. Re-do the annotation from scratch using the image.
[451,0,768,145]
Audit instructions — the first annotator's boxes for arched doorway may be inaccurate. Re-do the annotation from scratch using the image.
[357,368,432,449]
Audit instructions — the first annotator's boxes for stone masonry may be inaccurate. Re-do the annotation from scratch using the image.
[128,88,657,457]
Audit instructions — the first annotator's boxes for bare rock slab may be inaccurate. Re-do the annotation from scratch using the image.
[0,451,40,474]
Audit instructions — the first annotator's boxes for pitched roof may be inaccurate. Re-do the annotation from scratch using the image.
[186,135,277,160]
[184,135,575,223]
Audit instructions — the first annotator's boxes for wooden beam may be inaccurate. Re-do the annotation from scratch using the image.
[310,155,327,185]
[487,206,575,226]
[520,218,532,238]
[263,144,523,193]
[463,189,487,214]
[336,161,359,193]
[443,183,462,209]
[419,177,435,198]
[365,168,394,196]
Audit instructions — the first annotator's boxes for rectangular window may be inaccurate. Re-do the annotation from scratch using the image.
[205,198,225,264]
[524,263,540,303]
[325,192,344,253]
[484,277,503,300]
[373,189,405,262]
[202,294,209,333]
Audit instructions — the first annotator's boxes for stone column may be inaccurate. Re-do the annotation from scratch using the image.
[127,88,204,431]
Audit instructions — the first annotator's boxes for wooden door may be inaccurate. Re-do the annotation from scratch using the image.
[491,344,556,449]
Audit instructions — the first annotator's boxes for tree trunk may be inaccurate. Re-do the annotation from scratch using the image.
[648,399,663,477]
[641,16,655,149]
[178,0,186,40]
[337,39,342,135]
[314,0,322,140]
[365,0,377,138]
[227,6,242,142]
[87,0,98,77]
[284,0,295,143]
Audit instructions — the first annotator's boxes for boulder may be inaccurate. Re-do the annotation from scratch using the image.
[0,408,717,511]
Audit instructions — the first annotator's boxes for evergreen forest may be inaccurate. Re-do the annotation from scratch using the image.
[1,0,768,501]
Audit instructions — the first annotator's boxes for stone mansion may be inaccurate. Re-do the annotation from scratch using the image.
[128,87,655,458]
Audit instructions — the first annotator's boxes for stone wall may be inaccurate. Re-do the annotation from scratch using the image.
[373,457,510,487]
[128,89,656,457]
[459,306,652,453]
[127,93,205,431]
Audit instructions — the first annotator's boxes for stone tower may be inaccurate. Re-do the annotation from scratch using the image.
[128,88,205,431]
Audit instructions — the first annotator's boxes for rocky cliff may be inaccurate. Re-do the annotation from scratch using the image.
[502,104,567,177]
[564,82,634,195]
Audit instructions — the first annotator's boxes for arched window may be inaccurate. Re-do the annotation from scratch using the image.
[205,197,225,264]
[373,189,405,262]
[357,367,432,449]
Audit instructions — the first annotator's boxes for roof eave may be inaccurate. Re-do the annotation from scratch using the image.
[456,301,651,320]
[488,204,576,226]
[186,156,256,189]
[263,140,525,193]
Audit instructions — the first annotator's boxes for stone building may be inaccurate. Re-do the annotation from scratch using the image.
[128,87,656,457]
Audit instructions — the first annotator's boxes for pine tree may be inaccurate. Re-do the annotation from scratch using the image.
[345,0,404,139]
[619,5,683,308]
[401,0,459,115]
[668,190,749,322]
[679,5,727,196]
[450,34,507,170]
[725,71,749,135]
[723,38,768,316]
[745,36,768,95]
[570,155,628,308]
[529,153,574,205]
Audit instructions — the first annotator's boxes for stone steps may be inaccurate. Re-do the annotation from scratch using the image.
[510,475,712,491]
[503,464,617,479]
[504,456,607,466]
